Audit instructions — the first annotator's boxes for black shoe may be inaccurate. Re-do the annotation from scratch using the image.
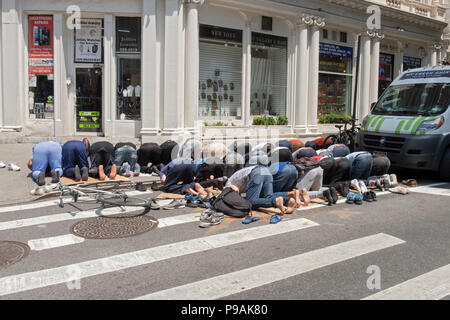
[363,192,373,202]
[334,183,344,197]
[73,165,81,181]
[343,181,350,197]
[81,167,89,181]
[151,182,160,191]
[369,191,377,201]
[51,170,60,183]
[330,187,338,204]
[135,182,147,192]
[38,172,45,186]
[323,189,333,206]
[375,179,384,191]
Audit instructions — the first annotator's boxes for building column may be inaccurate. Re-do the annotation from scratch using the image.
[393,40,404,79]
[103,14,113,137]
[307,17,324,133]
[53,13,64,137]
[369,32,382,105]
[140,0,159,139]
[294,15,312,133]
[1,0,21,132]
[242,20,251,126]
[359,34,371,119]
[184,0,203,132]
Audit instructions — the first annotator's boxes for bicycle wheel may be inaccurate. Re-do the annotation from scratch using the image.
[341,132,355,151]
[98,193,151,208]
[323,135,338,147]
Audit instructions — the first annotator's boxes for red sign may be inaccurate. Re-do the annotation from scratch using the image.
[28,15,53,74]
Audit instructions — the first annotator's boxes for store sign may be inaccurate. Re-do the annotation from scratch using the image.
[116,17,141,53]
[403,56,421,69]
[319,43,353,58]
[252,33,287,49]
[78,111,101,129]
[200,25,242,43]
[28,15,54,74]
[400,70,450,80]
[379,53,394,81]
[75,19,102,63]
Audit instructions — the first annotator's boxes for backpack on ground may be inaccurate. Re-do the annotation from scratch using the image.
[293,157,320,176]
[212,187,252,218]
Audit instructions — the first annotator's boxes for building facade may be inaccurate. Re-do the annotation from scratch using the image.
[0,0,448,143]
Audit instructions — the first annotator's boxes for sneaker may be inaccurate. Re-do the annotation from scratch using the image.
[346,192,355,204]
[329,186,338,204]
[358,180,368,194]
[81,167,89,181]
[30,186,45,196]
[354,193,363,205]
[322,189,333,206]
[390,174,399,187]
[342,181,350,197]
[363,192,373,202]
[122,164,132,177]
[382,174,391,189]
[200,208,215,220]
[44,183,58,193]
[151,182,160,191]
[51,170,60,183]
[162,199,186,210]
[375,179,384,191]
[8,163,21,171]
[0,161,6,168]
[199,211,225,228]
[73,165,81,181]
[37,172,45,186]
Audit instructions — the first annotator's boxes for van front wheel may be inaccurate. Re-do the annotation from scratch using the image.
[439,148,450,182]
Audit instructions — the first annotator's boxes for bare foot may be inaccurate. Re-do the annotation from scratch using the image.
[229,185,240,193]
[109,164,117,180]
[295,190,303,208]
[275,197,287,216]
[300,189,310,207]
[98,165,106,181]
[285,198,296,214]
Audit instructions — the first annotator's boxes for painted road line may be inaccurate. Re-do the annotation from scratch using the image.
[26,212,202,251]
[134,233,405,300]
[0,218,319,297]
[0,190,154,214]
[363,264,450,300]
[409,183,450,197]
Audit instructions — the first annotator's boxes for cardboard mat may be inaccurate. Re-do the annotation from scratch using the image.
[60,175,130,186]
[156,193,186,200]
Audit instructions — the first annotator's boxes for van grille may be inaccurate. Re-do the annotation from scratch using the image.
[363,134,406,153]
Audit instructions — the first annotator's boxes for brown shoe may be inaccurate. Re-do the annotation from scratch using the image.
[98,165,106,180]
[109,164,117,180]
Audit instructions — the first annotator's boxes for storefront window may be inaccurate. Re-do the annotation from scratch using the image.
[28,15,54,119]
[379,53,394,97]
[116,17,141,120]
[199,25,243,121]
[250,33,287,117]
[403,56,421,72]
[318,43,353,117]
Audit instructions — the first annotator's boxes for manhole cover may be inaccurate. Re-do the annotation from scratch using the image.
[0,241,30,270]
[70,214,159,239]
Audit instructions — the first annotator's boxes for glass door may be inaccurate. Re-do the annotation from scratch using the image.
[75,67,103,132]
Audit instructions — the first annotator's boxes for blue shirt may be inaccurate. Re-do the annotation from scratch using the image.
[269,162,290,175]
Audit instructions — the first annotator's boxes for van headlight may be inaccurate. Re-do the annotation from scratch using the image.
[361,115,369,129]
[416,116,445,134]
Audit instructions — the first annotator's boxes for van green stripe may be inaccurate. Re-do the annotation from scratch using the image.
[395,120,405,134]
[404,117,417,131]
[375,118,386,133]
[371,116,383,128]
[365,115,377,130]
[411,117,426,135]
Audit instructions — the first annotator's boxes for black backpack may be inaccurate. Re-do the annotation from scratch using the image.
[212,188,252,218]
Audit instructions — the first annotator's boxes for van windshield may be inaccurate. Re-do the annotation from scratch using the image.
[372,83,450,116]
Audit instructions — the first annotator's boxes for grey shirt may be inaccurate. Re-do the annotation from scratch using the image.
[225,166,256,193]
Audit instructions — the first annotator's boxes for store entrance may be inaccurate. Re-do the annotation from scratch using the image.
[75,67,103,133]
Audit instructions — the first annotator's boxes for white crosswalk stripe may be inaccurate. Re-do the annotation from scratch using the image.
[0,218,319,297]
[409,183,450,197]
[363,264,450,300]
[133,233,405,300]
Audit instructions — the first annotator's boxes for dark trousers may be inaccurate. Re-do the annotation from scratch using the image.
[138,143,162,168]
[161,163,196,194]
[62,141,89,178]
[90,151,114,177]
[321,157,352,185]
[370,156,391,176]
[246,167,289,209]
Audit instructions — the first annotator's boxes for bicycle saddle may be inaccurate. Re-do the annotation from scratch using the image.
[335,125,343,130]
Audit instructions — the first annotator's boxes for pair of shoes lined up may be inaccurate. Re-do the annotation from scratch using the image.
[0,161,21,171]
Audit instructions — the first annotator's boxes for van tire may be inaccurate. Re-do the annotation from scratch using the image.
[439,148,450,182]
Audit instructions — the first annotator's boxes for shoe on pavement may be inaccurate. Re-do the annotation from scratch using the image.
[44,184,58,193]
[329,186,338,204]
[37,172,45,186]
[8,163,21,171]
[390,174,399,187]
[162,199,186,210]
[199,210,224,228]
[323,189,334,206]
[51,170,60,183]
[73,165,81,181]
[30,187,45,196]
[0,161,6,168]
[81,166,89,181]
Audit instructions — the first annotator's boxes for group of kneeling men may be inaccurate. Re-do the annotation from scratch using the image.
[29,138,391,215]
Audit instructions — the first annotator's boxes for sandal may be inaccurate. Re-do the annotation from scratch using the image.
[402,179,418,187]
[242,216,261,225]
[270,215,283,224]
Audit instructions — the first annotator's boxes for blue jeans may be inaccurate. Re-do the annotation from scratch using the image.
[32,141,63,183]
[350,153,373,180]
[62,141,88,178]
[246,166,290,209]
[114,146,140,172]
[273,164,298,193]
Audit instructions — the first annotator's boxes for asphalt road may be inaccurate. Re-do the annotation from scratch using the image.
[0,174,449,301]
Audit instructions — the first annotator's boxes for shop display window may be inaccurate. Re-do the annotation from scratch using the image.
[116,17,141,120]
[199,25,243,121]
[28,15,54,119]
[250,33,288,117]
[318,43,353,117]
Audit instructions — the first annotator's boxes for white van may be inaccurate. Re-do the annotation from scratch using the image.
[357,66,450,181]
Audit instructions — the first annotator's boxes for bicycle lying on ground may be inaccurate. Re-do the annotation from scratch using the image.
[58,183,158,209]
[323,118,361,152]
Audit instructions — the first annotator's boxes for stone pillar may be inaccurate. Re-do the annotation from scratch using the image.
[369,32,382,105]
[184,0,203,132]
[242,20,251,126]
[140,0,159,138]
[1,0,21,131]
[103,14,113,137]
[294,15,312,133]
[359,34,372,119]
[53,13,64,137]
[307,17,324,133]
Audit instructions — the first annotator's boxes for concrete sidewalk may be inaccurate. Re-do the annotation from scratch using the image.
[0,143,159,207]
